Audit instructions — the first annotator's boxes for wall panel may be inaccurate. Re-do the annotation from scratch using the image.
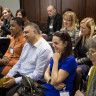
[86,0,96,21]
[61,0,86,21]
[20,0,96,25]
[20,0,38,22]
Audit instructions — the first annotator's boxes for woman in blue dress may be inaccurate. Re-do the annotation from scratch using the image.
[43,31,77,96]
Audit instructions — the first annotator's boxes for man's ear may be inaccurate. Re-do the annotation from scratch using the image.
[33,29,38,34]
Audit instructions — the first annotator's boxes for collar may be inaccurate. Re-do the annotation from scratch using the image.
[33,37,43,48]
[13,33,24,41]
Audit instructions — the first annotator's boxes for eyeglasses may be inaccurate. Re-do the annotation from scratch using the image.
[63,19,72,22]
[86,52,96,58]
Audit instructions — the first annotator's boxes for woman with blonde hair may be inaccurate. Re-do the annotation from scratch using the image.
[1,8,14,37]
[61,11,79,46]
[74,17,96,89]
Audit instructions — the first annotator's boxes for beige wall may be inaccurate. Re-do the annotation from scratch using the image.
[0,0,20,16]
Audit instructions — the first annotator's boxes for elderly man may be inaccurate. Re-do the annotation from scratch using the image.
[0,22,53,96]
[42,5,62,41]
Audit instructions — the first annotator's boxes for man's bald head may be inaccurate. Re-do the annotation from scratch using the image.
[47,5,56,17]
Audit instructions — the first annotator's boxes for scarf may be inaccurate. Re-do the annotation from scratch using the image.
[87,66,96,95]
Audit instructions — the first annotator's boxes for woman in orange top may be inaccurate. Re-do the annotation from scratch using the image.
[0,17,26,77]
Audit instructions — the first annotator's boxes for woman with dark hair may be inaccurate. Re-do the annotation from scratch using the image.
[16,9,29,24]
[0,17,26,78]
[43,31,77,96]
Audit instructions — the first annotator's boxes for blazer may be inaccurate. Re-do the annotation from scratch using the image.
[43,13,62,34]
[74,35,92,67]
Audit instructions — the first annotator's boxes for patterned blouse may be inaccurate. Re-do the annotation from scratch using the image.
[61,27,79,47]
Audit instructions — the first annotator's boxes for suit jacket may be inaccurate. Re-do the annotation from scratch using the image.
[74,35,92,67]
[43,13,62,34]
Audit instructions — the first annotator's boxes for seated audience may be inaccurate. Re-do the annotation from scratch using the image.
[0,17,26,78]
[43,31,77,96]
[74,17,96,88]
[61,11,79,47]
[16,9,30,24]
[42,5,62,41]
[1,8,14,37]
[75,37,96,96]
[0,22,53,96]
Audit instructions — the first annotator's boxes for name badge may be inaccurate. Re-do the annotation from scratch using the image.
[60,91,69,96]
[49,25,53,29]
[10,47,13,54]
[59,88,69,96]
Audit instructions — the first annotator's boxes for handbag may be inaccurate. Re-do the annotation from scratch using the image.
[17,75,47,96]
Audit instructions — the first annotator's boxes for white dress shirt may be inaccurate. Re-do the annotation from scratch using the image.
[7,37,53,84]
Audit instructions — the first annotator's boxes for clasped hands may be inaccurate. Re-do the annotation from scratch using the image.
[0,76,16,88]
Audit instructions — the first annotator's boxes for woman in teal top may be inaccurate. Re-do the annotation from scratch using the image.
[43,31,77,96]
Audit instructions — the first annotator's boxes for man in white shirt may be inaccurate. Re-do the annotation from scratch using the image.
[0,22,53,96]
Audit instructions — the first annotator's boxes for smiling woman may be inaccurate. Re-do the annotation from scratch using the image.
[1,8,14,37]
[15,9,29,24]
[74,17,96,81]
[43,31,77,96]
[0,17,26,78]
[61,11,79,47]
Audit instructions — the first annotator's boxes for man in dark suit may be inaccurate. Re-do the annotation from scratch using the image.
[43,5,62,41]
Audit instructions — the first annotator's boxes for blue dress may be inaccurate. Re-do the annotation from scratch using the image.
[43,55,77,96]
